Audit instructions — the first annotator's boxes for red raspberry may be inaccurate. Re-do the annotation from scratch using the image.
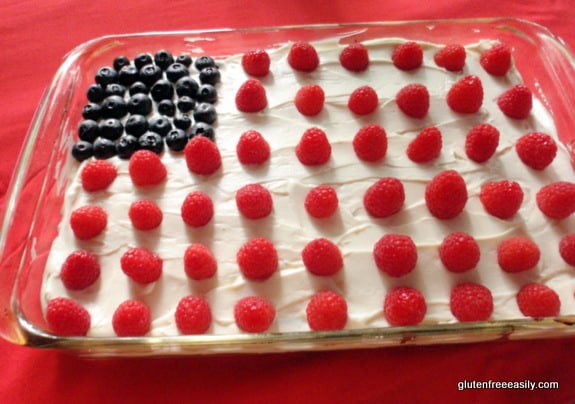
[348,86,378,115]
[433,44,466,72]
[241,48,271,77]
[235,79,267,113]
[363,177,405,218]
[406,126,442,163]
[181,191,214,227]
[373,234,417,277]
[497,237,540,273]
[395,84,429,119]
[480,42,512,76]
[384,286,426,326]
[352,124,387,162]
[306,291,348,331]
[236,130,271,165]
[128,150,167,187]
[446,75,484,114]
[391,41,423,71]
[294,84,325,116]
[129,199,163,230]
[235,183,273,219]
[112,300,151,337]
[46,297,91,336]
[425,170,468,219]
[120,247,163,284]
[516,283,560,318]
[304,185,338,219]
[70,205,107,240]
[295,127,331,166]
[175,295,212,334]
[60,250,100,290]
[497,84,532,119]
[450,283,493,322]
[536,182,575,219]
[184,135,222,175]
[184,243,217,280]
[234,296,275,333]
[339,42,369,72]
[237,238,278,280]
[515,132,557,170]
[80,159,117,192]
[465,123,500,163]
[438,232,480,273]
[559,234,575,266]
[302,238,343,276]
[479,180,524,219]
[287,41,319,72]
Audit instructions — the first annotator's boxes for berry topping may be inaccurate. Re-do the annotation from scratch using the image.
[497,84,532,119]
[559,234,575,266]
[129,199,163,230]
[118,66,139,86]
[479,180,524,219]
[82,102,101,120]
[536,182,575,219]
[124,114,149,137]
[70,205,107,240]
[197,84,218,103]
[80,159,117,192]
[86,84,106,103]
[150,79,174,101]
[363,177,405,218]
[302,238,343,276]
[138,63,162,87]
[72,141,94,162]
[235,79,268,113]
[287,41,319,72]
[433,44,466,71]
[176,53,192,67]
[133,53,153,70]
[304,185,338,219]
[100,95,127,119]
[116,135,139,159]
[126,93,152,116]
[295,127,331,166]
[184,243,217,280]
[112,300,151,337]
[384,286,426,326]
[450,283,493,322]
[199,66,221,85]
[406,126,442,163]
[446,75,484,114]
[193,102,217,124]
[165,62,189,83]
[181,191,214,228]
[60,250,100,290]
[516,283,560,318]
[128,149,167,186]
[175,76,199,97]
[373,234,417,277]
[235,183,273,219]
[480,42,512,76]
[234,296,275,333]
[497,237,540,273]
[425,170,468,219]
[339,42,369,72]
[175,296,212,334]
[306,291,348,331]
[120,247,163,284]
[352,124,387,162]
[94,66,118,86]
[237,238,278,281]
[465,123,500,163]
[295,84,325,116]
[236,130,271,165]
[515,132,557,170]
[98,118,123,141]
[154,49,175,70]
[165,128,188,152]
[184,135,222,175]
[438,232,480,273]
[396,83,429,119]
[391,41,423,71]
[190,122,215,141]
[78,119,99,142]
[148,116,172,137]
[46,297,91,336]
[347,86,378,115]
[93,137,117,159]
[113,55,130,71]
[241,48,271,77]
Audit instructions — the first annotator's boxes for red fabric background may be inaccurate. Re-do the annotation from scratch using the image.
[2,1,575,402]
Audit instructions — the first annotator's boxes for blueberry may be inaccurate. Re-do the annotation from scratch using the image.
[196,84,217,103]
[95,66,118,86]
[175,76,199,97]
[82,103,102,120]
[189,122,215,141]
[176,54,192,67]
[139,64,163,87]
[134,53,153,70]
[127,93,152,116]
[98,118,124,140]
[124,114,149,137]
[199,66,221,85]
[118,65,140,86]
[113,55,130,71]
[116,134,139,159]
[150,79,174,102]
[176,96,195,113]
[105,83,126,97]
[173,115,192,130]
[166,63,189,83]
[165,129,188,151]
[148,116,172,137]
[86,84,105,103]
[100,95,127,119]
[194,56,216,71]
[93,137,117,159]
[193,103,217,124]
[71,141,94,161]
[78,119,100,142]
[129,81,149,96]
[157,99,176,117]
[138,132,164,154]
[154,49,174,70]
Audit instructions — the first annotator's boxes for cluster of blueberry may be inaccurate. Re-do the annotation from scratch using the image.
[71,50,221,162]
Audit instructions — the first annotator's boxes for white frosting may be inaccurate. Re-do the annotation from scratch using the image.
[41,38,575,337]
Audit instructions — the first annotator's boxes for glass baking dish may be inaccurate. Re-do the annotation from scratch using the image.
[2,18,575,357]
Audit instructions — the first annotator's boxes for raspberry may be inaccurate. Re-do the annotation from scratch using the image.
[294,84,325,116]
[184,135,222,175]
[181,191,214,227]
[302,238,343,276]
[184,243,217,280]
[480,42,512,76]
[295,127,331,166]
[120,247,163,284]
[234,296,275,333]
[384,286,426,326]
[352,124,387,162]
[373,234,417,277]
[60,250,100,290]
[515,132,557,170]
[128,150,167,186]
[450,283,493,322]
[339,42,369,72]
[129,199,163,230]
[70,205,107,240]
[497,84,532,119]
[236,130,271,165]
[80,159,117,192]
[425,170,468,219]
[395,84,429,119]
[304,185,338,219]
[46,297,91,336]
[559,234,575,266]
[112,300,151,337]
[348,86,378,115]
[287,41,319,72]
[536,182,575,219]
[438,232,480,273]
[497,237,540,273]
[516,283,560,318]
[235,79,267,113]
[236,238,278,280]
[241,48,271,77]
[446,75,483,114]
[391,41,423,71]
[433,44,466,72]
[479,180,524,219]
[306,291,347,331]
[235,183,273,219]
[406,126,442,163]
[175,295,212,334]
[465,123,500,163]
[363,177,405,218]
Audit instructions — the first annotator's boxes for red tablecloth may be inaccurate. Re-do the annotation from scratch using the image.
[3,1,575,402]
